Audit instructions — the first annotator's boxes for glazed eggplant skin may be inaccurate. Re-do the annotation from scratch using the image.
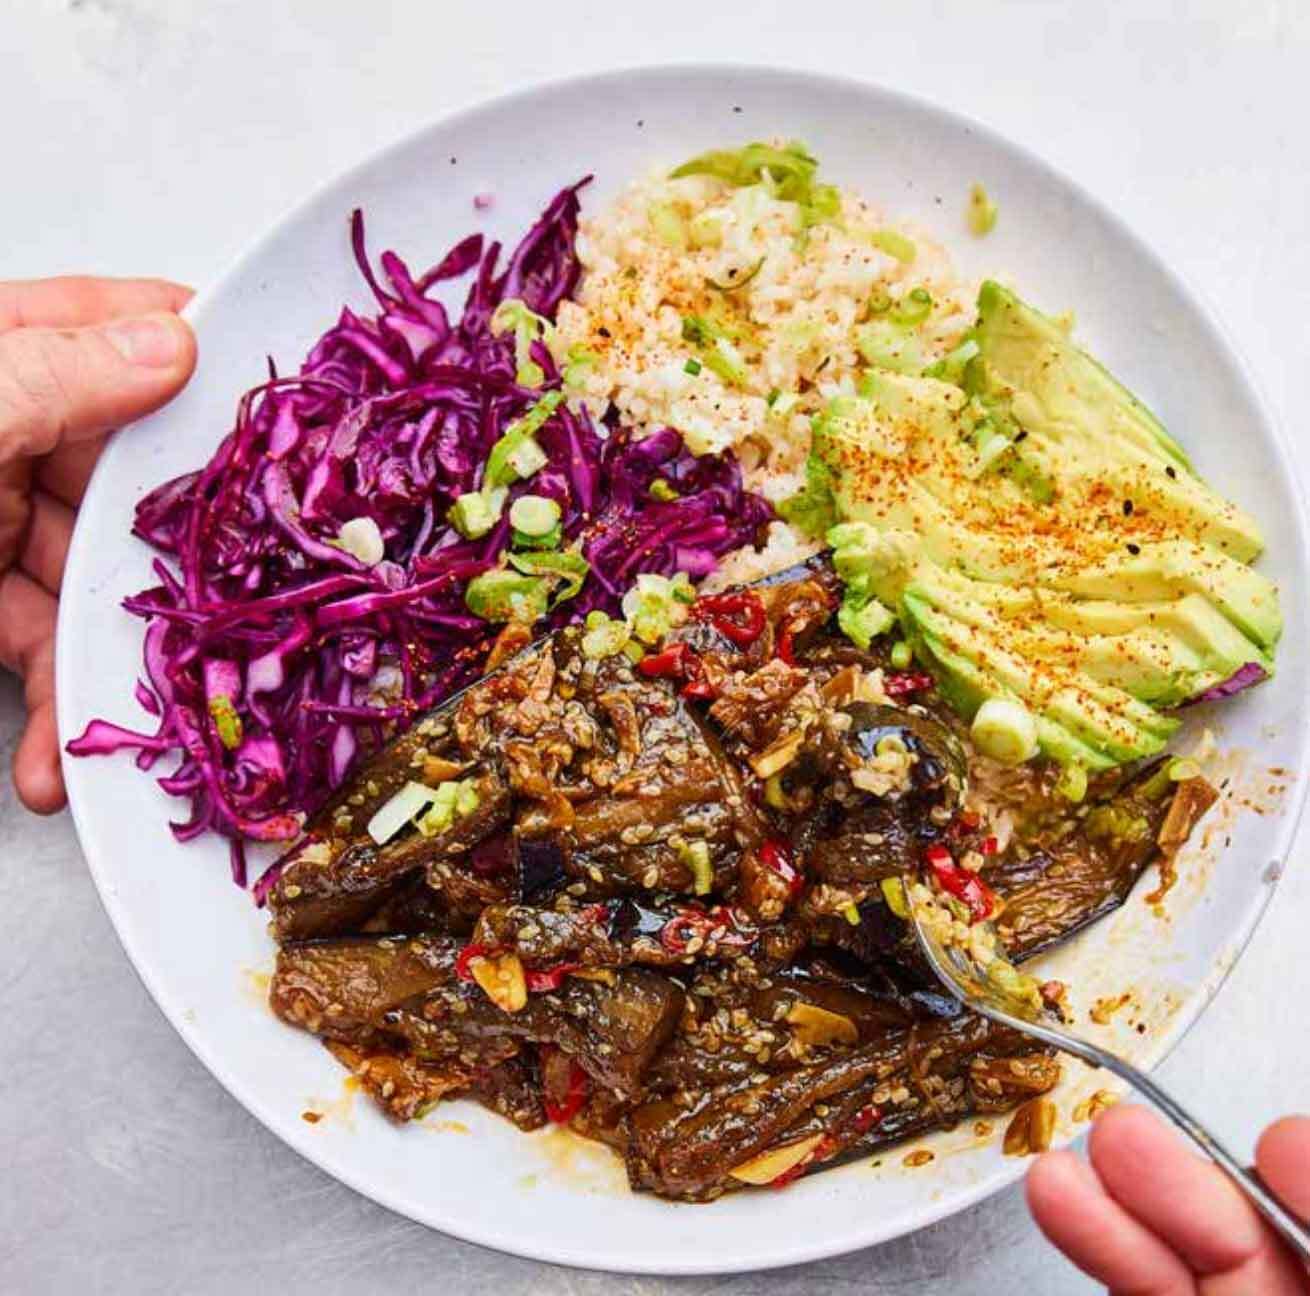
[265,558,1220,1200]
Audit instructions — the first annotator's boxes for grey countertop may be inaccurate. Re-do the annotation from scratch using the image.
[3,2,1308,1292]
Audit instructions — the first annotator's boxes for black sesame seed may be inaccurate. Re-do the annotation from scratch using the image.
[1165,465,1177,479]
[1126,542,1141,555]
[1123,499,1134,516]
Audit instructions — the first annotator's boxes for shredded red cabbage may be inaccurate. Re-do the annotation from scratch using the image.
[1185,661,1269,706]
[67,182,772,890]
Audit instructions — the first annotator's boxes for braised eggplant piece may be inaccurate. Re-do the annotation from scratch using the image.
[325,1039,474,1121]
[271,934,460,1044]
[266,560,1220,1201]
[269,769,510,941]
[989,760,1212,959]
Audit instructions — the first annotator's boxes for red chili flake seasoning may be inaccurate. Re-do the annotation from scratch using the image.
[883,670,935,698]
[760,839,804,897]
[692,591,767,647]
[924,846,998,923]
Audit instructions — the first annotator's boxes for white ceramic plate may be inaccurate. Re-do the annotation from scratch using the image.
[58,66,1310,1274]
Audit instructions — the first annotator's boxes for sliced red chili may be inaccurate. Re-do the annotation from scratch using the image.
[454,942,497,981]
[980,835,999,856]
[693,591,767,647]
[524,961,582,993]
[884,670,935,698]
[760,838,804,897]
[925,849,998,923]
[776,625,797,666]
[768,1134,838,1188]
[679,677,718,702]
[659,904,755,955]
[637,643,697,679]
[851,1104,883,1135]
[540,1045,590,1124]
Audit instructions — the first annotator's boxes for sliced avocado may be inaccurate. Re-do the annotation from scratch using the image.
[974,280,1190,470]
[909,608,1119,772]
[903,592,1171,765]
[972,283,1265,564]
[1053,540,1282,652]
[901,562,1249,708]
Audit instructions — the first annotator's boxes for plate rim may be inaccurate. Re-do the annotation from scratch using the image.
[56,61,1310,1275]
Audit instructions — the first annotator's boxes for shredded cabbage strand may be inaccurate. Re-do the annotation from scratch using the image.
[69,182,772,892]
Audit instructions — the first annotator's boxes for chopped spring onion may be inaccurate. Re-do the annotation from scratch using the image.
[416,778,480,837]
[769,391,801,420]
[890,640,913,670]
[870,229,917,264]
[336,516,385,566]
[208,695,243,750]
[840,901,862,926]
[448,487,507,540]
[581,610,631,660]
[367,780,444,846]
[508,494,561,539]
[970,697,1039,765]
[683,358,702,376]
[868,287,893,316]
[648,201,687,249]
[854,320,924,375]
[465,570,550,624]
[512,522,562,552]
[892,287,933,326]
[490,298,554,388]
[967,182,998,236]
[484,391,564,489]
[679,840,713,896]
[923,337,980,387]
[680,316,751,387]
[1168,757,1202,782]
[687,209,725,249]
[1055,762,1088,803]
[880,876,910,919]
[622,571,695,645]
[506,437,548,480]
[506,549,589,606]
[706,256,765,292]
[563,345,598,388]
[648,478,679,502]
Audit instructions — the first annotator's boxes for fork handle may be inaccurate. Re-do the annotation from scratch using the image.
[1088,1048,1310,1264]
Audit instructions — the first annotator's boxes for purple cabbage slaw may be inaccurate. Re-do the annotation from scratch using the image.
[68,181,772,895]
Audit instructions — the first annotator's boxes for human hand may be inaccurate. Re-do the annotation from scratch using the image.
[1028,1103,1310,1292]
[0,276,196,813]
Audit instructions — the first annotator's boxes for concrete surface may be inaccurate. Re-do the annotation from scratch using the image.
[1,1,1307,1292]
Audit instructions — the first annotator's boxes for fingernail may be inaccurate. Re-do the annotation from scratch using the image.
[101,315,183,367]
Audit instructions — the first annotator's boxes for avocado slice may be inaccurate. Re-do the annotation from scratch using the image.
[903,592,1174,765]
[973,283,1265,564]
[974,280,1190,470]
[1052,540,1282,652]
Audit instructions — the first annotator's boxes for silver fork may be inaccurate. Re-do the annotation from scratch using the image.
[903,883,1310,1262]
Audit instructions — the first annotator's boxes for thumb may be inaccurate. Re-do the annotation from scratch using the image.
[0,311,196,462]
